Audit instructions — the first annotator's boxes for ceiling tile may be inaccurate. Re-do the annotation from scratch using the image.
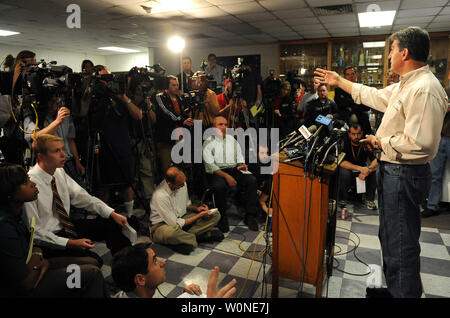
[432,15,450,23]
[394,16,435,24]
[220,23,261,34]
[428,21,450,29]
[440,6,450,15]
[206,0,254,5]
[396,7,443,18]
[292,24,326,32]
[248,20,286,29]
[318,13,357,24]
[393,24,428,30]
[259,0,307,11]
[399,0,448,9]
[182,6,228,18]
[219,2,266,15]
[235,12,276,22]
[284,17,321,26]
[305,0,352,6]
[273,8,315,19]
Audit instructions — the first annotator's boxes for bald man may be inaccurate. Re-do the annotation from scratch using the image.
[149,167,223,255]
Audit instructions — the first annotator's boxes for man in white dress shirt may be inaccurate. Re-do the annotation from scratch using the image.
[24,134,132,265]
[203,116,259,233]
[149,166,223,255]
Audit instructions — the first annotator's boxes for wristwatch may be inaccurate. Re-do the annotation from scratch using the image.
[32,251,43,260]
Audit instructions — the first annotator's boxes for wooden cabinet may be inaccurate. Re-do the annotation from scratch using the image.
[278,33,449,89]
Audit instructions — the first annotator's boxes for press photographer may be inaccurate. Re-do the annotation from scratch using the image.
[0,50,37,165]
[185,71,220,129]
[89,65,142,218]
[126,66,159,208]
[154,75,192,173]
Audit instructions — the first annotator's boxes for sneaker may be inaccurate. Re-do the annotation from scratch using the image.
[422,208,439,218]
[245,216,259,231]
[170,244,194,255]
[365,200,377,210]
[365,287,392,298]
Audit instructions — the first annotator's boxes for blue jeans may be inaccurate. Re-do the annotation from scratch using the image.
[427,136,450,211]
[377,162,431,298]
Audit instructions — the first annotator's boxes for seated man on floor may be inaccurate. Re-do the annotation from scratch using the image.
[203,115,259,233]
[149,166,223,255]
[111,243,236,298]
[24,134,132,266]
[339,123,378,210]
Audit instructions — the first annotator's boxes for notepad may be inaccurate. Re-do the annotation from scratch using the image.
[26,217,36,264]
[122,224,137,244]
[207,208,218,215]
[249,104,263,117]
[356,177,366,194]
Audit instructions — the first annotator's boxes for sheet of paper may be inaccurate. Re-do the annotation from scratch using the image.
[26,217,36,264]
[356,177,366,194]
[122,223,137,245]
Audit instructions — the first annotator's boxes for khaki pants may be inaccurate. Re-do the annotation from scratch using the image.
[150,212,221,248]
[131,139,156,200]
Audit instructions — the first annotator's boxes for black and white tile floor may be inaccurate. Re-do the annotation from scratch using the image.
[92,202,450,298]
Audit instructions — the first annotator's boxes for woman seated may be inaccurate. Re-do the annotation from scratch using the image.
[0,164,107,297]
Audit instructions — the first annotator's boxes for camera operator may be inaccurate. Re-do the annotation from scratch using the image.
[127,70,158,206]
[177,56,194,94]
[90,65,142,218]
[334,67,373,135]
[304,83,338,127]
[154,75,192,173]
[189,71,221,129]
[0,50,37,165]
[23,94,85,187]
[240,59,262,128]
[206,53,225,95]
[273,81,297,139]
[216,78,234,120]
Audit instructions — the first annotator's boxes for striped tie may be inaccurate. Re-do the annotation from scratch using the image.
[51,177,77,239]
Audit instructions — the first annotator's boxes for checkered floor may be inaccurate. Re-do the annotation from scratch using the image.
[92,202,450,298]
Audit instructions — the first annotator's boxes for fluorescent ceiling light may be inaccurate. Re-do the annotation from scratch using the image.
[98,46,140,53]
[366,63,380,66]
[369,55,383,59]
[363,41,385,48]
[0,29,20,36]
[358,10,396,28]
[143,0,196,14]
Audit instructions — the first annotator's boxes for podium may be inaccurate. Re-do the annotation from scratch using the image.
[271,153,341,298]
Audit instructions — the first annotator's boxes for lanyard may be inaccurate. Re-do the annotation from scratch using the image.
[351,144,362,162]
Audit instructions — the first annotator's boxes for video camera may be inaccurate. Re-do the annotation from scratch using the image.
[262,70,281,99]
[225,57,249,97]
[128,64,170,96]
[19,59,81,111]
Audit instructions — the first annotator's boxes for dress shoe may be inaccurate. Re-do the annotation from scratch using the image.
[245,216,259,231]
[366,287,393,298]
[218,219,230,233]
[196,228,224,243]
[421,208,439,218]
[170,244,194,255]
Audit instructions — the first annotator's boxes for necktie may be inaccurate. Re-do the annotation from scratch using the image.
[51,177,77,239]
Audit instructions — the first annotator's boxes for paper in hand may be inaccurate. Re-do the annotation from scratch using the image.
[356,177,366,194]
[122,223,137,244]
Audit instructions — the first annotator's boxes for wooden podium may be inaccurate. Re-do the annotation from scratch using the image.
[271,152,341,298]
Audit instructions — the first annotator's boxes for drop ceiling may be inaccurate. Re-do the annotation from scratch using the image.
[0,0,448,55]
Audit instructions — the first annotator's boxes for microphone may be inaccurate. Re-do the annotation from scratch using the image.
[293,125,317,147]
[281,124,317,150]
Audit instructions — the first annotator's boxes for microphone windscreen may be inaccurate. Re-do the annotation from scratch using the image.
[308,125,317,133]
[326,114,334,119]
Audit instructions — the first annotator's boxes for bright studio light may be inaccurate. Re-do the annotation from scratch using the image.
[168,36,185,53]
